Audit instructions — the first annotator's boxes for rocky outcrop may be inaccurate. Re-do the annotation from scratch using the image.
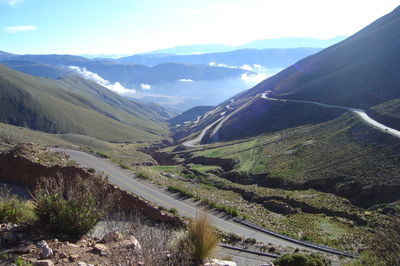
[0,144,183,227]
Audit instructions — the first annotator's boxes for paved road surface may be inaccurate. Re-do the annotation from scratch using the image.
[182,117,223,147]
[54,148,318,255]
[261,92,400,138]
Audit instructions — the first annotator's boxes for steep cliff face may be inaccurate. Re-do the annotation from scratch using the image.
[0,144,182,226]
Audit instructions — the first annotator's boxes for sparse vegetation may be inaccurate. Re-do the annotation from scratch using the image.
[0,186,36,224]
[34,174,116,240]
[274,253,331,266]
[14,256,32,266]
[351,218,400,266]
[177,213,219,265]
[244,237,257,245]
[168,207,178,214]
[118,162,130,169]
[168,185,194,198]
[96,151,111,158]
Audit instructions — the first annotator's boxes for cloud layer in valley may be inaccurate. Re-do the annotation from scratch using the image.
[240,73,268,85]
[68,66,136,96]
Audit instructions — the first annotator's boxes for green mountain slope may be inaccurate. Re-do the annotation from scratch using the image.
[0,64,169,142]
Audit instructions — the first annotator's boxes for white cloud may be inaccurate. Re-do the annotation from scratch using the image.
[67,66,136,96]
[240,64,253,71]
[241,73,269,85]
[209,62,254,72]
[4,25,37,33]
[140,83,151,90]
[209,62,236,69]
[179,78,194,82]
[0,0,24,6]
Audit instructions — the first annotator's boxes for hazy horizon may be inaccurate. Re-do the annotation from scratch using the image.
[1,0,398,55]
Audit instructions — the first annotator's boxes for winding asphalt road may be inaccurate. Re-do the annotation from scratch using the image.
[54,148,318,256]
[260,92,400,138]
[183,91,400,147]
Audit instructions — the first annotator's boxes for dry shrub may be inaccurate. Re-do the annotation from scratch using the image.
[369,218,400,265]
[173,213,219,265]
[33,173,117,240]
[103,211,192,265]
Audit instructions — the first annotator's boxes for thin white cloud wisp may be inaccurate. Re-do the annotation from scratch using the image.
[4,25,37,33]
[68,66,136,96]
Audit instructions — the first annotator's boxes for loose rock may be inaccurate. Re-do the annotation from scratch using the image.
[33,260,54,266]
[36,240,53,259]
[92,243,109,256]
[102,230,122,242]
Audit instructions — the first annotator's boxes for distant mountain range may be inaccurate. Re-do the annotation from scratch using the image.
[140,36,346,55]
[0,37,343,112]
[0,48,320,111]
[0,54,250,87]
[116,48,322,69]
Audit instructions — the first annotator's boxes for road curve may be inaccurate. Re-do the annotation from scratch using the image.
[54,148,319,253]
[261,92,400,139]
[182,117,223,147]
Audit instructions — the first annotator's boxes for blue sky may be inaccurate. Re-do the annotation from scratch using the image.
[0,0,398,55]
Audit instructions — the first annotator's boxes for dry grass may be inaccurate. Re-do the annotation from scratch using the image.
[186,213,219,265]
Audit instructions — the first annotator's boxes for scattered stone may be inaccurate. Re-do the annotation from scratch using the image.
[66,241,79,248]
[59,252,68,259]
[205,259,237,266]
[92,243,109,256]
[36,240,53,259]
[119,235,141,251]
[102,230,122,242]
[33,259,54,266]
[62,258,69,263]
[28,258,37,263]
[69,254,80,261]
[78,262,87,266]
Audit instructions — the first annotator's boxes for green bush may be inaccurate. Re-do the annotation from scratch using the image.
[14,256,32,266]
[137,171,150,180]
[200,198,238,217]
[274,253,331,266]
[0,186,36,224]
[168,208,178,214]
[34,175,116,240]
[96,151,110,158]
[244,237,257,245]
[168,186,194,198]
